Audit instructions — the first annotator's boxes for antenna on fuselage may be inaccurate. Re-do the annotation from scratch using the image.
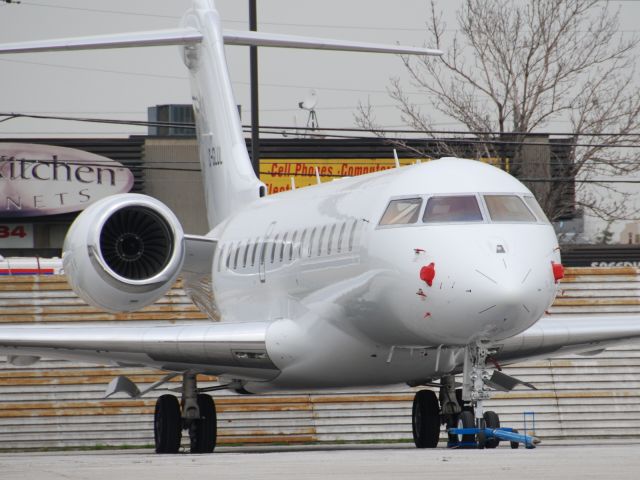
[393,149,400,168]
[314,166,321,185]
[290,177,296,190]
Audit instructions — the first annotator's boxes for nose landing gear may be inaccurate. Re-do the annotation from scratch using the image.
[411,341,540,450]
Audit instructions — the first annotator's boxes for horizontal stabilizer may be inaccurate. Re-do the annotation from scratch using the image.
[222,30,442,56]
[0,28,203,54]
[0,28,440,57]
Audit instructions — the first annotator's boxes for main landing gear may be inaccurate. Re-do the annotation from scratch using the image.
[154,372,217,454]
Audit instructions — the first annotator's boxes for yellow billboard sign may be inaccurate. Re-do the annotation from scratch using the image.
[260,157,504,195]
[260,158,418,195]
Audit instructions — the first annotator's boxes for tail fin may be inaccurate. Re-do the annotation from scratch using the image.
[0,0,441,229]
[180,1,265,229]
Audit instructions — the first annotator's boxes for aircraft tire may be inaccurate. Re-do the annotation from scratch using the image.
[456,410,476,448]
[483,410,500,449]
[412,390,440,448]
[154,394,182,453]
[446,414,459,447]
[189,394,217,453]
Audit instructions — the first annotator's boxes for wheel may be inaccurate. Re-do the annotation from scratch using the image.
[510,429,520,449]
[477,429,486,449]
[189,394,217,453]
[154,394,182,453]
[412,390,440,448]
[483,410,500,449]
[446,414,459,447]
[456,410,476,448]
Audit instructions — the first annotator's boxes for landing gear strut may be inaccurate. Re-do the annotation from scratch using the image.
[153,372,218,454]
[462,341,493,429]
[451,341,502,449]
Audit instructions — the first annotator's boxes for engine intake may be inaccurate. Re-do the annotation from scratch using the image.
[100,206,174,281]
[63,194,185,312]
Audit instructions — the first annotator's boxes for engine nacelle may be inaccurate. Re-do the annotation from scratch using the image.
[62,194,185,312]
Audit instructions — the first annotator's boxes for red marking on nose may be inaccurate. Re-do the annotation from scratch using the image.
[416,289,427,299]
[414,248,425,254]
[420,262,436,287]
[424,312,431,318]
[551,262,564,283]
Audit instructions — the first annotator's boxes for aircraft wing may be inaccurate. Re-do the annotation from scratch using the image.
[0,321,279,383]
[495,314,640,363]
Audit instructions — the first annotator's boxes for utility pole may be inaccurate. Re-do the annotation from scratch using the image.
[249,0,260,177]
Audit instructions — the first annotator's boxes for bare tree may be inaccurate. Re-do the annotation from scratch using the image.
[357,0,640,224]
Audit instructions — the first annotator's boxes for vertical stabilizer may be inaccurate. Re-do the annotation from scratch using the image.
[181,0,265,229]
[0,0,439,229]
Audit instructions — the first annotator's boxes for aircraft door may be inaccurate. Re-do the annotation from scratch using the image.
[259,222,276,283]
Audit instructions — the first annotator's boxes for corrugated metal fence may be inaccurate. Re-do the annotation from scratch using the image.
[0,268,639,450]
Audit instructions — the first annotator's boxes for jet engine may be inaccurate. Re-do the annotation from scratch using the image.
[62,194,185,312]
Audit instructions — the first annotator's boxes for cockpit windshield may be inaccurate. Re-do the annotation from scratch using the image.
[423,196,483,223]
[378,193,547,227]
[484,195,536,222]
[379,197,422,225]
[523,196,550,223]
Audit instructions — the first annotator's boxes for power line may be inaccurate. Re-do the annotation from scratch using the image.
[1,155,637,183]
[0,58,187,80]
[4,112,640,149]
[17,1,178,19]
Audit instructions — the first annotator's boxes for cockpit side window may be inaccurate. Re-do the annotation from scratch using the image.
[484,195,536,222]
[379,198,422,225]
[423,196,483,223]
[523,196,550,223]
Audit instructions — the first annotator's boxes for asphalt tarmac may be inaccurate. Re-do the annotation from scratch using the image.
[0,444,635,480]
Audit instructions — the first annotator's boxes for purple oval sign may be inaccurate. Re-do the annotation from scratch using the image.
[0,143,134,217]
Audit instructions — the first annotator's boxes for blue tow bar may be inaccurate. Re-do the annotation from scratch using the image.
[448,427,540,449]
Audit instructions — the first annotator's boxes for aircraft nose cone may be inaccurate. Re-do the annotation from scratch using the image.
[472,265,543,340]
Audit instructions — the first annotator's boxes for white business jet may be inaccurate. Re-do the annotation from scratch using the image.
[1,0,639,453]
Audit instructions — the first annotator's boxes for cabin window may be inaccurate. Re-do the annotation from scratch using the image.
[289,231,298,261]
[423,196,483,223]
[299,229,308,259]
[250,239,259,267]
[308,227,317,257]
[217,245,226,272]
[337,221,346,253]
[379,198,422,225]
[226,244,233,269]
[328,223,336,255]
[348,219,358,252]
[281,232,288,262]
[318,226,326,256]
[259,238,268,268]
[523,196,550,223]
[484,195,536,222]
[271,234,280,263]
[233,242,241,270]
[242,242,250,268]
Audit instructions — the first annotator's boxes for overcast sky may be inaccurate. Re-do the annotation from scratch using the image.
[0,0,445,138]
[0,0,638,138]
